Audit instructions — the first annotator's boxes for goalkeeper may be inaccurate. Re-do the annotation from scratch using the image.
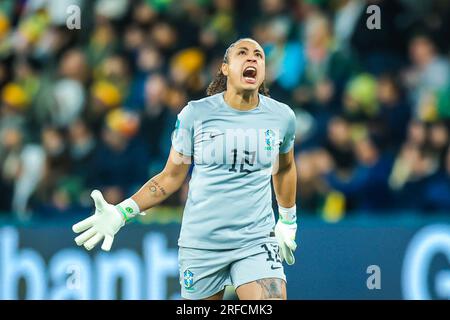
[73,38,298,300]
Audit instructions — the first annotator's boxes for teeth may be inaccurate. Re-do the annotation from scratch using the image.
[246,67,256,71]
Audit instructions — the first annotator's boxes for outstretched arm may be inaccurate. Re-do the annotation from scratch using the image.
[72,147,191,251]
[130,148,191,212]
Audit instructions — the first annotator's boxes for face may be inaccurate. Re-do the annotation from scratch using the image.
[429,123,448,149]
[407,121,426,145]
[354,139,377,164]
[328,117,350,146]
[221,39,266,92]
[377,77,398,104]
[409,37,434,66]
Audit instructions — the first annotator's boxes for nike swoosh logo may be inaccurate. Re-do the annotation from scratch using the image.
[271,265,282,270]
[196,132,225,143]
[209,133,224,139]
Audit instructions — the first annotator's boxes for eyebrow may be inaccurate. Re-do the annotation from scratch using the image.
[236,47,264,55]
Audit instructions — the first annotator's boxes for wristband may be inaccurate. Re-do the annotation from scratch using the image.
[278,205,297,224]
[116,198,141,221]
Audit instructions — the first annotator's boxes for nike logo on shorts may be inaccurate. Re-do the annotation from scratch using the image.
[271,265,282,270]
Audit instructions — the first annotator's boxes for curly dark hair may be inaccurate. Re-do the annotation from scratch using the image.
[206,38,270,97]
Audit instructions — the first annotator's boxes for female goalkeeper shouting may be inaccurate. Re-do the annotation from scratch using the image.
[72,38,298,300]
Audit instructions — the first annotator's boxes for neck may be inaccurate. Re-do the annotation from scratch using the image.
[223,87,259,111]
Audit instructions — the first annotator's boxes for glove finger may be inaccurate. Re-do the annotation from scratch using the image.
[101,235,114,251]
[281,231,297,251]
[286,238,297,252]
[285,249,295,265]
[90,189,108,211]
[74,227,96,246]
[72,215,96,233]
[84,232,104,251]
[281,243,295,265]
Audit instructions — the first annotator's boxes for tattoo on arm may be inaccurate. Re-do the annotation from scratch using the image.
[256,278,285,299]
[148,179,167,197]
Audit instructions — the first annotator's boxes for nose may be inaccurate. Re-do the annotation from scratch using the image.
[247,57,257,63]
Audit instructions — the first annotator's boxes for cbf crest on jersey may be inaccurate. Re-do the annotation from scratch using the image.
[183,269,194,290]
[265,129,276,151]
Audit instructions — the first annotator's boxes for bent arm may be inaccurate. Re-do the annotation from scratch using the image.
[272,149,297,208]
[130,147,191,212]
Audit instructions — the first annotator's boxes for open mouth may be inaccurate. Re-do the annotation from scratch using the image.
[243,66,257,84]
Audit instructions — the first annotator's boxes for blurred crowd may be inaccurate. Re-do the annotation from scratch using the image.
[0,0,449,221]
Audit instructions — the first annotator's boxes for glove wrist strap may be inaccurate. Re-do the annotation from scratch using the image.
[116,198,141,221]
[278,205,297,224]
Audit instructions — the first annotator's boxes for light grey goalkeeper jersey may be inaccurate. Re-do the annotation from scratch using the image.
[172,92,296,249]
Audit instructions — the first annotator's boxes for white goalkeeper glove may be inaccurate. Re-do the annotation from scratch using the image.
[72,190,140,251]
[275,205,297,265]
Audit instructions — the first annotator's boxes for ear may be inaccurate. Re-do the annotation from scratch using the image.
[221,63,229,76]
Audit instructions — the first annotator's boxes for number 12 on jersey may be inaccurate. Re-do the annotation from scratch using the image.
[229,149,257,173]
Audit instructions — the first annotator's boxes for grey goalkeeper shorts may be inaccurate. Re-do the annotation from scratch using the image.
[178,235,286,300]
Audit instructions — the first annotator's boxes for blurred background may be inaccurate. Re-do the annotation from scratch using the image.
[0,0,449,300]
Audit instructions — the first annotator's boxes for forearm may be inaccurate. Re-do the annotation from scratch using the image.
[114,148,190,220]
[273,161,297,208]
[130,171,184,212]
[273,155,298,265]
